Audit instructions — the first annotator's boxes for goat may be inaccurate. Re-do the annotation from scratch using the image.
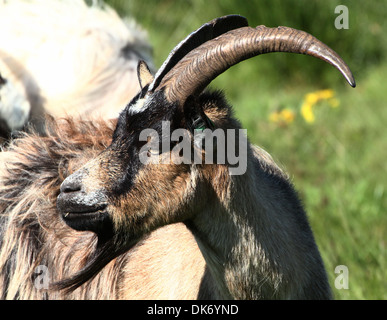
[0,117,207,299]
[0,0,153,137]
[55,15,355,299]
[0,72,30,139]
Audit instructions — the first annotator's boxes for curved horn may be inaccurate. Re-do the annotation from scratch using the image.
[148,15,248,92]
[156,25,356,105]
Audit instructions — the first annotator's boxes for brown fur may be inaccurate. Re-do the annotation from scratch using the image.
[0,117,206,299]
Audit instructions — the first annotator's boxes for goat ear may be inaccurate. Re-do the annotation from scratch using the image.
[137,60,154,89]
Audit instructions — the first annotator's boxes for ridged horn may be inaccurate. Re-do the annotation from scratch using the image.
[155,24,356,105]
[148,15,248,92]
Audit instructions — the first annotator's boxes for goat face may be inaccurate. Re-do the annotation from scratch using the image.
[56,15,355,290]
[57,87,212,241]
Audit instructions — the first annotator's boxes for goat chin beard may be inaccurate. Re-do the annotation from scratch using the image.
[51,232,143,294]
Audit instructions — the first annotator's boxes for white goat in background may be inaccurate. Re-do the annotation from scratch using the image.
[0,0,153,136]
[0,73,30,138]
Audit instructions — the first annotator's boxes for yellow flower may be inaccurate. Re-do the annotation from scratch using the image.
[317,89,334,100]
[281,109,295,123]
[300,89,339,123]
[269,108,295,125]
[305,93,319,105]
[301,102,315,123]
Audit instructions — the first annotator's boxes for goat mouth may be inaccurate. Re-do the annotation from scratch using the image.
[62,207,107,221]
[61,204,112,236]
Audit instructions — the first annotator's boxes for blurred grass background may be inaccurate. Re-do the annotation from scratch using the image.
[103,0,386,299]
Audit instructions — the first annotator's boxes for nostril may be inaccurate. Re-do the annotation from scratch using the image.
[60,178,82,194]
[62,184,81,193]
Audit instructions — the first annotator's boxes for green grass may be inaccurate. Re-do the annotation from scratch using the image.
[232,63,387,300]
[105,0,386,299]
[245,63,387,300]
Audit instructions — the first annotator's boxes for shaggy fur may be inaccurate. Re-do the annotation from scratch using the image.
[0,0,153,136]
[0,118,206,299]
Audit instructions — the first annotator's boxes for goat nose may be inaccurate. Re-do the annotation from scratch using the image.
[60,174,82,194]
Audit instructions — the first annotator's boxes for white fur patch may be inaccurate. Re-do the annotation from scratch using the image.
[129,98,147,114]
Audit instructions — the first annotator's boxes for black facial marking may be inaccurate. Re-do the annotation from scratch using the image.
[109,90,184,197]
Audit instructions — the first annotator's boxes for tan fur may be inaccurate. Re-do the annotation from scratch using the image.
[0,118,206,299]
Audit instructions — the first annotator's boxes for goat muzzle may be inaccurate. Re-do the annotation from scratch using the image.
[57,172,112,236]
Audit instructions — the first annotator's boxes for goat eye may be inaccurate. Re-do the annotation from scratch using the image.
[192,115,215,132]
[192,117,206,131]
